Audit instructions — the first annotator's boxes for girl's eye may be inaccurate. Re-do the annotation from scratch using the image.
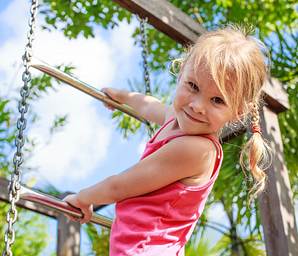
[212,97,224,104]
[188,82,199,91]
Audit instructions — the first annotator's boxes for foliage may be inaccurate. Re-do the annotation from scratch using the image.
[217,134,262,237]
[185,229,219,256]
[211,232,266,256]
[40,0,133,38]
[0,202,50,255]
[0,99,16,177]
[185,224,266,256]
[83,223,110,255]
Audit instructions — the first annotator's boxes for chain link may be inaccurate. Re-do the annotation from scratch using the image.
[137,15,151,96]
[2,1,38,255]
[136,14,155,138]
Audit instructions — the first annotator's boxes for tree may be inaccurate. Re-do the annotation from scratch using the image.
[30,0,298,254]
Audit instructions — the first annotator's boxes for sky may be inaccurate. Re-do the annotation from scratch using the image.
[0,0,239,255]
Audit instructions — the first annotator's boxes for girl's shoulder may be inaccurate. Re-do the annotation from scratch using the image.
[162,135,220,186]
[159,135,219,170]
[177,135,220,186]
[173,134,218,153]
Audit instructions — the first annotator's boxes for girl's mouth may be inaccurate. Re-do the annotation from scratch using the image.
[184,111,205,123]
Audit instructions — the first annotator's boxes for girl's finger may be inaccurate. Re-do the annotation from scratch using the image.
[103,103,115,111]
[64,214,79,222]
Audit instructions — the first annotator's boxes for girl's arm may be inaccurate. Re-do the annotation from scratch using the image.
[64,136,218,224]
[101,87,170,126]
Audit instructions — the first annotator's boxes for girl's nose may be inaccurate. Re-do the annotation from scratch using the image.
[189,98,207,115]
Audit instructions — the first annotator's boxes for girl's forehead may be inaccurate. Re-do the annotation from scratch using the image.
[184,62,213,82]
[184,64,224,94]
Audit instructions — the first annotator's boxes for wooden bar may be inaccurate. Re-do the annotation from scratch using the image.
[112,0,206,46]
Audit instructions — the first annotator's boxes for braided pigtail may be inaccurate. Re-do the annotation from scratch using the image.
[240,101,272,205]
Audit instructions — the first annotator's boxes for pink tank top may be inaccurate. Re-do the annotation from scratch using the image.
[109,118,223,256]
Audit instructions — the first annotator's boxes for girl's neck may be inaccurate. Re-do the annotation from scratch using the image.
[171,117,219,141]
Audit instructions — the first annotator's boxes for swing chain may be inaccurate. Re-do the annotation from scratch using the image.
[3,1,38,255]
[137,15,151,96]
[137,14,154,138]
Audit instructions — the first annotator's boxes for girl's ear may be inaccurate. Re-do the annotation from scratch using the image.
[231,102,253,123]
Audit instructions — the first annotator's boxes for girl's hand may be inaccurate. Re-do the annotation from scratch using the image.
[63,194,93,225]
[101,87,124,111]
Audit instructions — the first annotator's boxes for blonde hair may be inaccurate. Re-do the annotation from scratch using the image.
[174,24,272,204]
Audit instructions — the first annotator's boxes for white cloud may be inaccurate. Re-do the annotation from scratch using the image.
[25,82,112,182]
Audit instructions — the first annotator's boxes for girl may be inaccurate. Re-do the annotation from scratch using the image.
[64,25,270,255]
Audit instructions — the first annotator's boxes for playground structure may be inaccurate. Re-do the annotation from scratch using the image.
[1,0,297,255]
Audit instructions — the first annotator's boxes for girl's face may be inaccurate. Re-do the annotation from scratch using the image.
[173,63,234,138]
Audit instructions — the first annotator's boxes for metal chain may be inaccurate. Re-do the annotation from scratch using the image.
[137,15,151,96]
[2,1,38,255]
[136,14,154,138]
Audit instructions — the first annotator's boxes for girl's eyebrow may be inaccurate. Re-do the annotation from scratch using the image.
[187,72,200,84]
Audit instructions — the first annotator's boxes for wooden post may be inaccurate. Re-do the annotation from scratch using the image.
[248,105,298,256]
[57,193,81,256]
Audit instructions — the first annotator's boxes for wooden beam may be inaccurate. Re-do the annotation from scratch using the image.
[248,107,298,256]
[263,76,289,114]
[0,177,57,219]
[220,122,245,143]
[112,0,206,46]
